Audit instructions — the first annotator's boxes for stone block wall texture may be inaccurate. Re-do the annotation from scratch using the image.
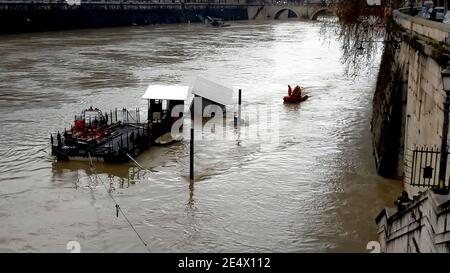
[376,191,450,253]
[372,10,450,195]
[375,11,450,253]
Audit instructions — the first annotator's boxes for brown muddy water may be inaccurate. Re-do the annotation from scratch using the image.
[0,21,402,252]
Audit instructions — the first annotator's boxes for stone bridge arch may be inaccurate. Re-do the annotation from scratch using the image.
[309,8,334,20]
[251,4,336,21]
[273,8,300,20]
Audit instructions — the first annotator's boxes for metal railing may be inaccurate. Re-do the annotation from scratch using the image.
[407,146,450,189]
[107,108,142,125]
[51,121,151,157]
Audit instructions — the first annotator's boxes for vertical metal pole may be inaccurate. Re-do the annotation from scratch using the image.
[411,149,416,186]
[434,147,439,186]
[148,100,151,122]
[238,89,242,105]
[235,89,242,130]
[425,147,429,186]
[190,96,195,181]
[238,89,242,128]
[419,146,424,185]
[190,127,194,181]
[438,92,450,193]
[57,131,61,148]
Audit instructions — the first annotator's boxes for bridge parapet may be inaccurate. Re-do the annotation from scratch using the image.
[394,9,450,45]
[251,2,333,20]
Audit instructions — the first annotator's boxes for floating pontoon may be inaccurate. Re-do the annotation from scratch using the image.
[51,85,190,163]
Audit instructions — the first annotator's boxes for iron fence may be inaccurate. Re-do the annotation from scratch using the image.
[408,147,450,188]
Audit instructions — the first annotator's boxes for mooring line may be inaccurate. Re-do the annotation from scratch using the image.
[126,153,146,170]
[126,153,156,174]
[87,152,152,253]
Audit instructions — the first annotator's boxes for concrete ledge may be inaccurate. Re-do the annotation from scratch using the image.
[430,192,450,214]
[375,207,397,223]
[376,190,450,252]
[376,191,429,224]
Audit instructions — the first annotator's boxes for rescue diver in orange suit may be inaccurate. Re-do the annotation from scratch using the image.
[294,85,302,97]
[288,85,302,98]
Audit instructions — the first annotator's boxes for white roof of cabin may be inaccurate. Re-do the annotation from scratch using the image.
[191,77,234,106]
[142,85,189,101]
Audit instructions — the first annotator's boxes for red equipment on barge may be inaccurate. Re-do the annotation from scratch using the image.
[51,107,151,163]
[68,107,111,143]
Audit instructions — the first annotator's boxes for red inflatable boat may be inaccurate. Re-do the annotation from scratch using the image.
[283,95,309,103]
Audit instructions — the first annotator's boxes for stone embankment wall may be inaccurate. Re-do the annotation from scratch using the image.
[375,10,450,253]
[372,10,450,192]
[0,1,253,34]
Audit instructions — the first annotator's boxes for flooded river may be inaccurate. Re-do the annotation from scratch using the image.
[0,21,402,252]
